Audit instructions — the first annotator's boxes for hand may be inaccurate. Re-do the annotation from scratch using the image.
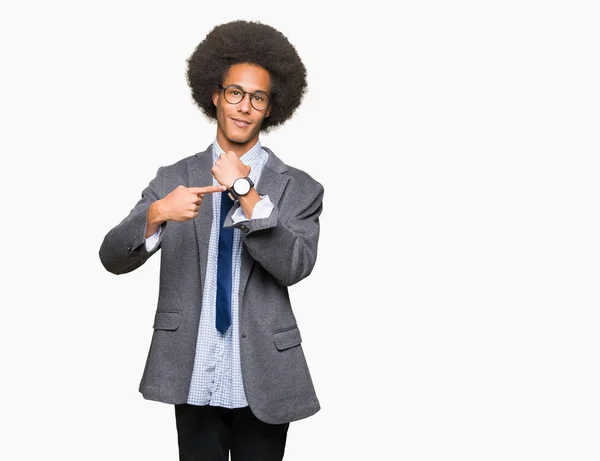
[158,184,226,222]
[212,151,251,189]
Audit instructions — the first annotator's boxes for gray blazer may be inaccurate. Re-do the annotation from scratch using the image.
[99,145,323,424]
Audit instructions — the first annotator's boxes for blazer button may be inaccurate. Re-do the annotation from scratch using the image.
[241,334,247,339]
[127,244,133,252]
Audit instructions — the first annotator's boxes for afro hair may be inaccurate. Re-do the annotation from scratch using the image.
[186,20,307,132]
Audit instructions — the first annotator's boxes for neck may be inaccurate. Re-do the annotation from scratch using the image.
[215,132,259,158]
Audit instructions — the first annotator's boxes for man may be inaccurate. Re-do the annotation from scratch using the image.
[99,20,324,461]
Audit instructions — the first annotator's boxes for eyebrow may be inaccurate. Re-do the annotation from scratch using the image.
[224,84,270,94]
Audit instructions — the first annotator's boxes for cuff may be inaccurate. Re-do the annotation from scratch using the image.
[231,195,274,223]
[144,225,163,251]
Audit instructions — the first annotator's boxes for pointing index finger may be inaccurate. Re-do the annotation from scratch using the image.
[189,185,227,195]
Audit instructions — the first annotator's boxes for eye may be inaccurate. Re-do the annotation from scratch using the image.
[252,94,265,102]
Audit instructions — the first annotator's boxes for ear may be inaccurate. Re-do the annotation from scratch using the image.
[212,89,220,107]
[265,105,272,118]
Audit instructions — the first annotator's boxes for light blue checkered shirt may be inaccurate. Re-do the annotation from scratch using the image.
[186,139,270,408]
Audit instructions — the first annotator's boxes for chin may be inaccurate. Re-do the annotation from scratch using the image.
[226,130,256,145]
[226,136,251,145]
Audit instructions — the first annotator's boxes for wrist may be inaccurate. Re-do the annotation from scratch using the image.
[148,200,167,224]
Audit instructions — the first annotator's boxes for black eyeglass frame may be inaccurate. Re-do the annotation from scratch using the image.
[219,84,271,111]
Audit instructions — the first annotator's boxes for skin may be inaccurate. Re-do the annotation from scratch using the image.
[145,62,273,237]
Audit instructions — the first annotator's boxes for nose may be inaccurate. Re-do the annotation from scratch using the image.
[237,93,251,113]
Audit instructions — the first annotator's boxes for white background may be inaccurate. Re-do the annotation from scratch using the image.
[1,1,599,460]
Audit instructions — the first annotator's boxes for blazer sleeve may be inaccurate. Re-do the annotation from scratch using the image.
[99,166,167,275]
[226,177,324,287]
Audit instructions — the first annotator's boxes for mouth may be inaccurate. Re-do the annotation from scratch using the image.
[231,117,251,128]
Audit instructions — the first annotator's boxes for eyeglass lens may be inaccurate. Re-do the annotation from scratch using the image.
[223,86,270,110]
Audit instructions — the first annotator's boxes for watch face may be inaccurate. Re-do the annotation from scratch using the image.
[234,178,251,195]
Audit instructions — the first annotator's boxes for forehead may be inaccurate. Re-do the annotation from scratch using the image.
[223,63,271,92]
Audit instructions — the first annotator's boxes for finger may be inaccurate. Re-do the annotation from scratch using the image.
[189,185,227,194]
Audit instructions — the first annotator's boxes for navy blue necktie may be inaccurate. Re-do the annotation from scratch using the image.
[216,191,234,333]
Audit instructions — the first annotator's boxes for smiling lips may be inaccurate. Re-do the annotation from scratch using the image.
[231,117,251,128]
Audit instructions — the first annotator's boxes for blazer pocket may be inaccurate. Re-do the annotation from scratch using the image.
[153,311,181,331]
[273,325,302,351]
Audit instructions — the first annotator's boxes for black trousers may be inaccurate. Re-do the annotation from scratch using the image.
[174,404,289,461]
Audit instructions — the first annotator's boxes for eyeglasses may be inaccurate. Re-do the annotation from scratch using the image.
[219,84,271,111]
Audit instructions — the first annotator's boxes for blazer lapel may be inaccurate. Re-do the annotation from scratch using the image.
[188,145,215,292]
[238,148,289,300]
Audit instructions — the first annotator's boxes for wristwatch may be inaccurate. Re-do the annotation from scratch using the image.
[228,176,254,200]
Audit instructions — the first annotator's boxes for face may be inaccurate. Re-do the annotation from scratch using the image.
[213,62,273,156]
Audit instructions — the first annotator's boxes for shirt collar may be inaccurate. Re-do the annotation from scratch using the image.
[212,138,263,167]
